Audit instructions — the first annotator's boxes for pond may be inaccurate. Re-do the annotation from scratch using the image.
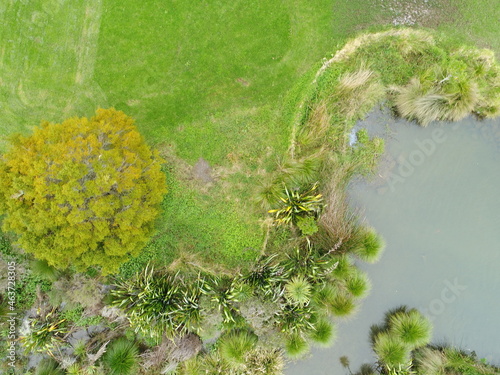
[286,108,500,375]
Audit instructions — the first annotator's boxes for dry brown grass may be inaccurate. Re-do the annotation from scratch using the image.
[332,67,385,120]
[313,162,361,253]
[393,75,480,126]
[414,347,448,375]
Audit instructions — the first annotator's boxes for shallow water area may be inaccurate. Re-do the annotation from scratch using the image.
[286,109,500,375]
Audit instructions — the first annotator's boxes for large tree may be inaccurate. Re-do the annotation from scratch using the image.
[0,108,167,273]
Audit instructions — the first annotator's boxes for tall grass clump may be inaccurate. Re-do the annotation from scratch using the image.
[285,333,310,358]
[296,100,332,151]
[308,318,337,348]
[393,74,479,126]
[373,332,411,368]
[244,348,285,375]
[217,330,258,367]
[284,275,313,306]
[258,155,323,210]
[102,338,139,375]
[328,289,357,317]
[414,346,500,375]
[311,283,338,314]
[369,307,435,371]
[35,359,65,375]
[365,308,500,375]
[413,346,448,375]
[330,254,356,279]
[352,226,385,263]
[453,48,500,118]
[314,165,363,253]
[389,309,432,348]
[392,53,500,126]
[331,67,386,121]
[344,268,372,298]
[442,347,499,375]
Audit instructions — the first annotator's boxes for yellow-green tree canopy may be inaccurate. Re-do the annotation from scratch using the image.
[0,108,167,274]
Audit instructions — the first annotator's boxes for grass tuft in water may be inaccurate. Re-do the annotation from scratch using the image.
[309,318,337,348]
[285,333,310,358]
[373,332,411,368]
[344,268,372,298]
[389,309,433,348]
[352,227,385,263]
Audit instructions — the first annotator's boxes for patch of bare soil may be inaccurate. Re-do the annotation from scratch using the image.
[192,157,214,184]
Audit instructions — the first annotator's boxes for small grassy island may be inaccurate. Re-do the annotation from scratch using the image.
[1,6,500,374]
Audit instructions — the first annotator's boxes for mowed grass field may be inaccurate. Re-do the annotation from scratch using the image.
[1,0,499,274]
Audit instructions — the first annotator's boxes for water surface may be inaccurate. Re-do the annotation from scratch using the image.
[286,109,500,375]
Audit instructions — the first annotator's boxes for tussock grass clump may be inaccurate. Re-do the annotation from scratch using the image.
[368,308,500,375]
[103,338,139,375]
[328,289,358,317]
[285,333,310,358]
[332,67,386,120]
[331,254,356,279]
[373,332,411,368]
[344,268,372,298]
[258,154,324,210]
[284,275,313,306]
[308,318,337,347]
[389,309,433,348]
[414,346,500,375]
[314,165,362,252]
[414,347,448,375]
[217,330,258,367]
[296,100,332,151]
[476,86,500,119]
[455,48,500,119]
[245,348,285,375]
[442,347,497,374]
[393,74,479,126]
[311,283,338,313]
[392,50,500,126]
[352,226,386,263]
[35,359,65,375]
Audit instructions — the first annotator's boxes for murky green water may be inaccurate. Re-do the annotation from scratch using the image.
[286,109,500,374]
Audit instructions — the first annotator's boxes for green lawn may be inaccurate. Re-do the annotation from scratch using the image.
[1,0,499,273]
